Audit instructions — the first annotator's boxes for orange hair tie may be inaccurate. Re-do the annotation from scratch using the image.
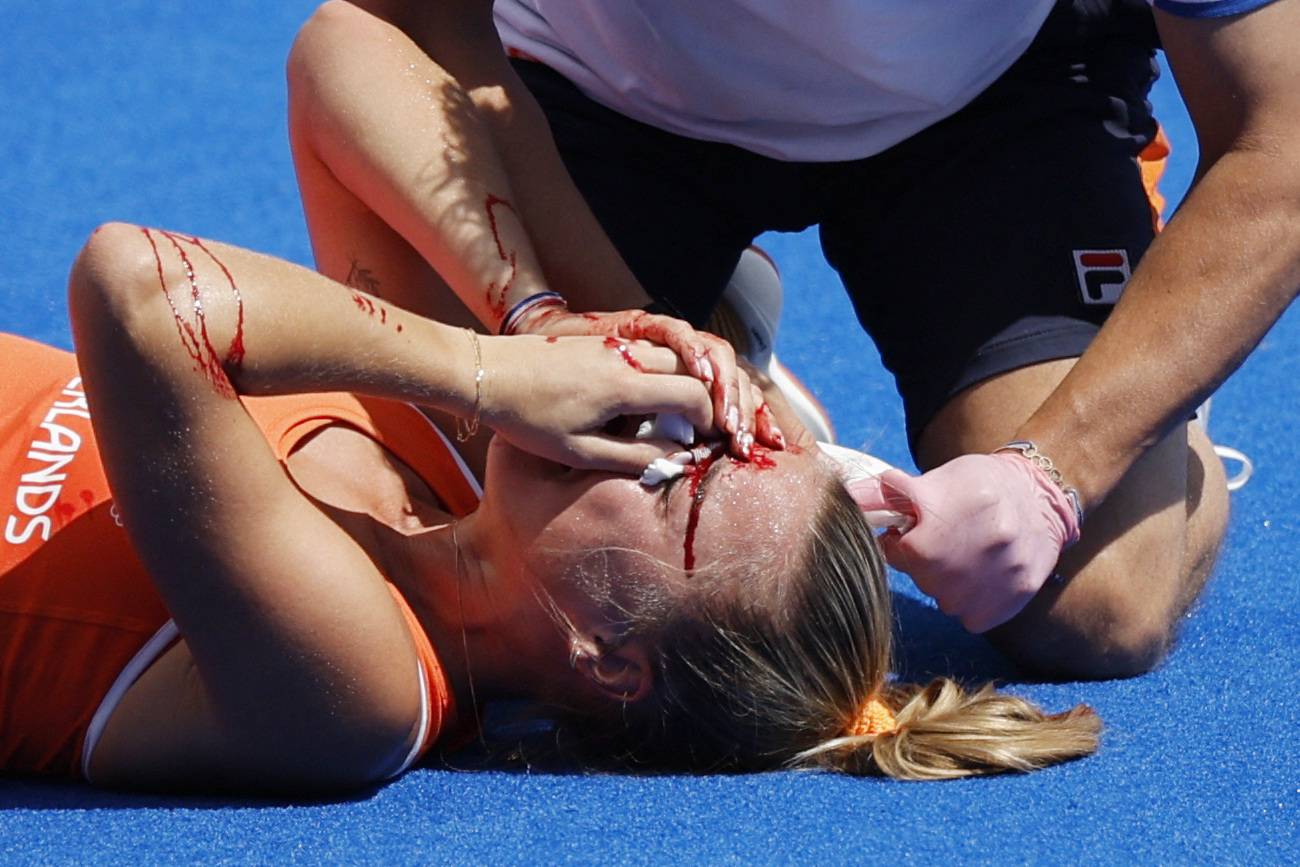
[846,697,897,737]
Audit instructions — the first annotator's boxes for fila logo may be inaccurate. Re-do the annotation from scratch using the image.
[1073,249,1130,305]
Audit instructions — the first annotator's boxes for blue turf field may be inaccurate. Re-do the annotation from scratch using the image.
[1,3,1297,862]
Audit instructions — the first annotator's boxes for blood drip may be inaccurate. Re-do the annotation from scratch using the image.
[187,236,245,372]
[142,228,245,399]
[682,449,723,574]
[347,290,402,332]
[545,336,559,344]
[80,489,95,509]
[732,446,777,470]
[483,194,519,321]
[603,337,646,372]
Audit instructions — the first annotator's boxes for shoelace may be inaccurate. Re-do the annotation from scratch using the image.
[1214,444,1254,492]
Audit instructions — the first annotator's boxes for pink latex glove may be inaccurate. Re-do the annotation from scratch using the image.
[847,452,1082,633]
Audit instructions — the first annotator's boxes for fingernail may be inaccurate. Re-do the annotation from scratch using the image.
[739,431,754,458]
[699,357,715,383]
[636,419,654,440]
[772,427,786,449]
[667,450,695,465]
[725,404,739,433]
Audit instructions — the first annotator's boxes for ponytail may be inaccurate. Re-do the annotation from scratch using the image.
[547,472,1100,780]
[797,679,1100,780]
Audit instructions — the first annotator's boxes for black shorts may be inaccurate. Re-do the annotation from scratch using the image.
[513,1,1163,450]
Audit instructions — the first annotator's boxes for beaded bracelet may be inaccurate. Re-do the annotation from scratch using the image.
[499,291,568,335]
[995,440,1085,528]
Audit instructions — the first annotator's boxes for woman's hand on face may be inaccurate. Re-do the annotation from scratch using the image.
[513,307,783,459]
[477,334,719,474]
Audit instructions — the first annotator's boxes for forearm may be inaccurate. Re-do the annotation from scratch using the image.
[437,48,652,312]
[73,224,483,417]
[1016,146,1300,508]
[290,3,559,331]
[310,0,649,315]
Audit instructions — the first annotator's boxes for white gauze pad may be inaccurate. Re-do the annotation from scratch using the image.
[637,413,698,488]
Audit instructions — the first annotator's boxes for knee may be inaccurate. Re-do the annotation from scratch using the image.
[990,563,1178,681]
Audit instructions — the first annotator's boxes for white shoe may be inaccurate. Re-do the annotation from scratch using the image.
[722,246,837,443]
[1193,397,1253,492]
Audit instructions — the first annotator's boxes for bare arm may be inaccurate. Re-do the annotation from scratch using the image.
[295,0,648,315]
[1015,0,1300,508]
[288,0,772,455]
[70,224,710,789]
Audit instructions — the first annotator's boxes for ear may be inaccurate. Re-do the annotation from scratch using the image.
[571,634,654,704]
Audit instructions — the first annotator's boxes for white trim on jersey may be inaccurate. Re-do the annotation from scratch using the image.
[82,620,180,782]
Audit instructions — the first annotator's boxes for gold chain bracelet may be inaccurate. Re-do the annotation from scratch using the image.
[995,440,1085,527]
[456,329,485,442]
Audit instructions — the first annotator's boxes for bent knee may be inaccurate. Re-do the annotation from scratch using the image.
[991,570,1178,680]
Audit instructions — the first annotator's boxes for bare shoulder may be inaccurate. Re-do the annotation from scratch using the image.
[285,422,446,532]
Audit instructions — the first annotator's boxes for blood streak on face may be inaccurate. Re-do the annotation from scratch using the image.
[731,447,777,470]
[603,337,646,372]
[483,194,520,322]
[682,448,724,574]
[141,228,246,399]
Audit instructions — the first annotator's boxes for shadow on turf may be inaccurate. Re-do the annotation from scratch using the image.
[890,591,1027,684]
[0,777,385,810]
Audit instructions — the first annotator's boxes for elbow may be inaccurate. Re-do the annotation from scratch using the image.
[67,222,167,349]
[286,1,351,90]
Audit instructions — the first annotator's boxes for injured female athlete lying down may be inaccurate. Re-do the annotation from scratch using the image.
[0,37,1097,790]
[0,239,1096,788]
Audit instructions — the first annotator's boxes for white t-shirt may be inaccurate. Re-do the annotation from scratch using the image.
[494,0,1278,162]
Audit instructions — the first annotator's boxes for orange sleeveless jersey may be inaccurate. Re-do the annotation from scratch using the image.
[0,334,480,779]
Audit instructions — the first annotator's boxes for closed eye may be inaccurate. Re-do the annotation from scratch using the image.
[659,471,688,503]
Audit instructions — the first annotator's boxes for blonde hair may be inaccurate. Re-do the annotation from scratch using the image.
[593,479,1101,780]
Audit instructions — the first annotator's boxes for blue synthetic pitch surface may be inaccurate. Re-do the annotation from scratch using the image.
[1,3,1297,863]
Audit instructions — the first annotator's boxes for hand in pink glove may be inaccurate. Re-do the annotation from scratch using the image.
[847,452,1082,634]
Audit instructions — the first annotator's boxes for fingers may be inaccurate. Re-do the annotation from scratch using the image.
[569,435,692,475]
[619,374,715,432]
[621,342,690,375]
[623,314,747,446]
[730,365,758,459]
[702,336,743,445]
[846,470,918,514]
[618,312,716,382]
[753,392,787,451]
